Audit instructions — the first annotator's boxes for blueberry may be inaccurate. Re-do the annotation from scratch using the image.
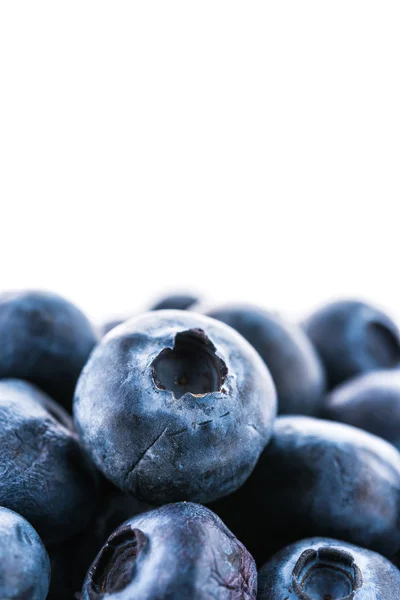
[303,300,400,389]
[101,293,199,336]
[0,379,97,544]
[81,502,257,600]
[47,482,152,599]
[0,290,98,411]
[210,416,400,564]
[257,537,400,600]
[150,293,199,311]
[203,304,326,415]
[102,317,127,336]
[0,507,50,600]
[324,370,400,451]
[74,310,276,504]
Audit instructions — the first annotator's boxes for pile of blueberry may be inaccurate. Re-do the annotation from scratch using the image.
[1,291,400,599]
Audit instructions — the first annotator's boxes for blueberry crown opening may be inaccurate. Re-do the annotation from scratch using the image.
[292,547,363,600]
[366,321,400,368]
[88,526,147,599]
[151,329,228,400]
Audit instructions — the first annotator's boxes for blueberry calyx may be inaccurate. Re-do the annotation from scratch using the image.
[88,526,148,598]
[151,328,228,399]
[291,547,363,600]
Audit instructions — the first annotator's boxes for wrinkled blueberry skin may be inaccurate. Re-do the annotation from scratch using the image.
[81,502,257,600]
[48,481,152,599]
[211,416,400,565]
[0,379,97,544]
[203,304,326,415]
[74,310,276,504]
[258,537,400,600]
[303,300,400,389]
[325,370,400,450]
[150,293,199,311]
[0,507,50,600]
[0,290,98,411]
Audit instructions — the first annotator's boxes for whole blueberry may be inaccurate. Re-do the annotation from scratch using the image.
[0,507,50,600]
[257,537,400,600]
[0,290,98,411]
[47,482,152,600]
[74,310,276,504]
[303,300,400,389]
[203,304,326,415]
[81,502,257,600]
[210,416,400,564]
[150,293,199,311]
[0,379,97,544]
[324,370,400,450]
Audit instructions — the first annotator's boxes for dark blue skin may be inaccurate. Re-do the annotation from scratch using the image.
[258,537,400,600]
[48,481,152,599]
[81,502,257,600]
[210,416,400,565]
[303,300,400,389]
[203,304,326,415]
[324,370,400,451]
[0,507,50,600]
[101,293,199,336]
[150,293,199,311]
[0,379,97,544]
[74,310,277,504]
[0,290,98,411]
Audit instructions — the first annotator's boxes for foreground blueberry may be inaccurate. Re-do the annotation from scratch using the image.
[0,290,98,411]
[303,299,400,389]
[257,537,400,600]
[324,370,400,450]
[81,502,257,599]
[0,379,97,544]
[0,507,50,600]
[74,310,276,504]
[203,304,326,415]
[210,416,400,564]
[48,482,152,599]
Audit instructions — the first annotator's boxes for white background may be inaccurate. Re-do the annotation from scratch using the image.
[0,2,399,326]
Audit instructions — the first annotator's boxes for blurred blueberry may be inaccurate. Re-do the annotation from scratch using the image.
[303,299,400,389]
[74,310,276,504]
[0,290,98,411]
[150,293,199,311]
[101,293,199,337]
[81,502,257,600]
[0,506,50,600]
[0,379,97,544]
[324,369,400,450]
[258,537,400,600]
[203,303,326,415]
